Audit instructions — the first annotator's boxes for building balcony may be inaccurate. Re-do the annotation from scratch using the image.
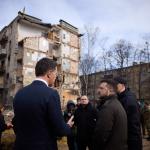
[53,41,61,49]
[0,49,7,59]
[0,84,4,89]
[0,35,8,44]
[0,67,5,74]
[54,36,60,43]
[16,51,23,59]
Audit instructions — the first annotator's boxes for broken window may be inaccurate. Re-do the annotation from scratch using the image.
[1,60,5,68]
[42,32,48,38]
[5,75,9,88]
[8,55,10,65]
[8,41,12,54]
[54,76,60,87]
[6,73,9,79]
[0,35,8,49]
[63,34,66,39]
[53,56,57,61]
[1,43,6,49]
[16,76,23,83]
[17,59,23,67]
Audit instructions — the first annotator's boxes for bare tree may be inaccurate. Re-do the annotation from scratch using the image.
[110,39,133,68]
[81,25,100,56]
[80,25,100,95]
[140,41,150,63]
[133,42,150,63]
[98,38,114,72]
[80,54,99,95]
[133,35,150,100]
[134,33,150,63]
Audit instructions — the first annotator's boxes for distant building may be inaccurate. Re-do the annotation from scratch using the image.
[80,63,150,101]
[0,11,81,107]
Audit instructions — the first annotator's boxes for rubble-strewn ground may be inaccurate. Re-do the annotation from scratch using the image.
[143,137,150,150]
[1,130,68,150]
[1,129,150,150]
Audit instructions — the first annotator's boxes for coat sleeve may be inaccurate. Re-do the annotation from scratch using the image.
[126,95,141,140]
[73,109,77,126]
[0,114,7,132]
[47,90,71,136]
[93,107,114,149]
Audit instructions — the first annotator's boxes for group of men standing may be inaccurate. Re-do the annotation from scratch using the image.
[64,78,142,150]
[12,57,142,150]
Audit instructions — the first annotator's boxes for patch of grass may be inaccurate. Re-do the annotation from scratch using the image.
[1,129,15,150]
[1,130,68,150]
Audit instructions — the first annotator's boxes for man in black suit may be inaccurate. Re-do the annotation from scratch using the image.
[74,95,97,150]
[114,77,142,150]
[12,58,73,150]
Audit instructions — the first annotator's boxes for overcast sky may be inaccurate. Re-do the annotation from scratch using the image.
[0,0,150,46]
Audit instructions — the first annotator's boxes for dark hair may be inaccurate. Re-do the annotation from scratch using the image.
[114,76,127,85]
[35,58,57,77]
[100,79,117,93]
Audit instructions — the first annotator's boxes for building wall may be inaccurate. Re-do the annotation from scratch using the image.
[81,63,150,101]
[59,25,80,104]
[18,21,48,42]
[0,20,19,105]
[23,37,48,86]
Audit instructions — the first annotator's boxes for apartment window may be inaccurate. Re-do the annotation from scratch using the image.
[53,56,57,61]
[42,32,48,38]
[1,60,5,68]
[1,43,6,49]
[17,59,22,67]
[8,55,10,61]
[63,34,66,39]
[6,73,9,79]
[9,41,11,52]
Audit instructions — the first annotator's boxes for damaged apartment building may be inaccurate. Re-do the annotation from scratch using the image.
[0,11,81,107]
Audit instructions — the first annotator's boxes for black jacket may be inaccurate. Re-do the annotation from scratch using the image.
[93,95,127,150]
[12,81,70,150]
[74,103,97,143]
[118,89,142,150]
[0,113,7,143]
[0,113,7,132]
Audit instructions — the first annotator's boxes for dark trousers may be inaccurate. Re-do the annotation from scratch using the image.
[0,133,1,143]
[67,135,77,150]
[128,139,142,150]
[77,140,93,150]
[141,115,146,136]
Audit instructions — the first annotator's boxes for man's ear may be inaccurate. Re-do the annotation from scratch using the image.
[47,74,50,79]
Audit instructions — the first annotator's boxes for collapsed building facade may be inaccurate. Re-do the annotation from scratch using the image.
[0,12,81,107]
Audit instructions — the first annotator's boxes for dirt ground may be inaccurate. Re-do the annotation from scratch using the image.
[143,137,150,150]
[1,130,150,150]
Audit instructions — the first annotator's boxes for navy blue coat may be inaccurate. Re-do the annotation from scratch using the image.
[12,80,70,150]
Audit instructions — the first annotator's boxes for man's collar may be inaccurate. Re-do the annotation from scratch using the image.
[34,78,48,87]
